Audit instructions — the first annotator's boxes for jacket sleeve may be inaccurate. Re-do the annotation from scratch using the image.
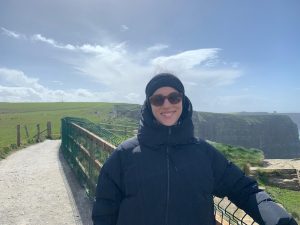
[209,143,297,225]
[92,149,123,225]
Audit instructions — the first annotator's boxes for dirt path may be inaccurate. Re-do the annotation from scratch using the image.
[0,140,93,225]
[263,158,300,169]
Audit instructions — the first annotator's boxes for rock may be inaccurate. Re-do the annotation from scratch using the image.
[250,168,300,191]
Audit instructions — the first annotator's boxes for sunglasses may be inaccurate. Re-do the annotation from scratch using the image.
[149,92,183,106]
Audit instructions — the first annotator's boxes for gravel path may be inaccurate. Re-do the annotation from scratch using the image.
[263,158,300,169]
[0,140,93,225]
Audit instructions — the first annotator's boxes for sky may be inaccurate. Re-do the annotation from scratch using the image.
[0,0,299,113]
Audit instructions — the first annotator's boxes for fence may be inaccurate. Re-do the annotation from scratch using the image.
[214,197,257,225]
[61,117,119,196]
[97,122,138,137]
[61,117,256,225]
[16,121,53,147]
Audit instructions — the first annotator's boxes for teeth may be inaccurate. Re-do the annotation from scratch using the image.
[162,112,174,117]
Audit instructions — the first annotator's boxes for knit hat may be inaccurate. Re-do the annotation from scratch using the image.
[145,73,185,98]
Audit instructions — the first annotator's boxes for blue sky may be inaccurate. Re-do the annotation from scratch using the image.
[0,0,299,113]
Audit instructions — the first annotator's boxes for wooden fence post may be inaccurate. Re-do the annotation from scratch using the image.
[47,121,52,139]
[17,124,21,147]
[36,124,40,142]
[24,125,29,138]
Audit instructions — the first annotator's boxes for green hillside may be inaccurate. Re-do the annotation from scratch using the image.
[0,102,138,158]
[208,141,264,169]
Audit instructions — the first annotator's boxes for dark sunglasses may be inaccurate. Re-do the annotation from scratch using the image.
[149,92,183,106]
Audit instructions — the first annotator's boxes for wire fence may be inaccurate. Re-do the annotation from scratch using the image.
[60,117,256,225]
[214,197,257,225]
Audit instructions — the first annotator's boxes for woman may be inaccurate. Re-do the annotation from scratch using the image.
[92,73,297,225]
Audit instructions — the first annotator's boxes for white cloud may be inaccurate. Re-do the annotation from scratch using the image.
[0,30,243,107]
[0,68,44,91]
[151,48,220,71]
[31,34,76,50]
[146,44,169,53]
[0,67,117,102]
[1,27,22,39]
[79,42,127,55]
[121,25,129,31]
[73,46,241,99]
[32,34,56,45]
[30,33,127,55]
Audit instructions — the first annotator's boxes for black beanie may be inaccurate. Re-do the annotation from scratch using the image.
[145,73,185,98]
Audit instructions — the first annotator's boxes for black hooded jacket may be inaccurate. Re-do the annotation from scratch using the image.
[92,97,296,225]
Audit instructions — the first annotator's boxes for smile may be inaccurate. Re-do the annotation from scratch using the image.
[161,111,176,117]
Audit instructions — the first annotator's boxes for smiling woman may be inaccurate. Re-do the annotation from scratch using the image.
[92,73,298,225]
[149,87,183,126]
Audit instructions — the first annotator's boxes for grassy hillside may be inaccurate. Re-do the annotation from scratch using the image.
[0,102,138,158]
[208,141,264,169]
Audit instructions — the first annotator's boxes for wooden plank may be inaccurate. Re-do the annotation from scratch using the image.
[68,134,102,172]
[75,156,89,180]
[70,122,116,153]
[94,159,102,171]
[215,213,229,225]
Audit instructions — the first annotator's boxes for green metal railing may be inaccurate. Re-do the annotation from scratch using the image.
[61,117,121,196]
[60,117,256,225]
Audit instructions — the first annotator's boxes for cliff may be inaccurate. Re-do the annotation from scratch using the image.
[281,113,300,134]
[193,112,300,159]
[112,104,300,159]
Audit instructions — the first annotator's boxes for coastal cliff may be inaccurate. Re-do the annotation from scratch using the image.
[193,112,300,159]
[112,105,300,159]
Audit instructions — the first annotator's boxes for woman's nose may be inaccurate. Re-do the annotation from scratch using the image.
[162,98,172,107]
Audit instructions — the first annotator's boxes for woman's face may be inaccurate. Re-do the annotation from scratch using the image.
[150,87,183,126]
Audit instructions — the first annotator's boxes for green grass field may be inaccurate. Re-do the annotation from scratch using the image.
[208,140,264,169]
[0,102,138,158]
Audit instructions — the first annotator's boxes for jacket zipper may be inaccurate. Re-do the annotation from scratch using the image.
[165,128,171,225]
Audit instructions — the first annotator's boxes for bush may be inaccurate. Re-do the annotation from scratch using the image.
[27,139,35,144]
[10,144,17,149]
[291,212,300,220]
[257,170,269,184]
[0,146,12,159]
